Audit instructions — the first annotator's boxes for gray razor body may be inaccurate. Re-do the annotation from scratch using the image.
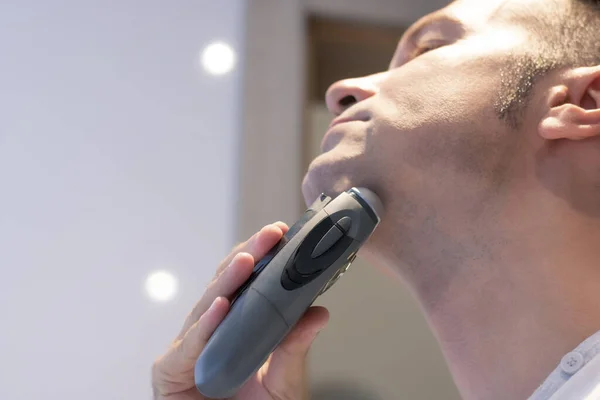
[194,187,382,398]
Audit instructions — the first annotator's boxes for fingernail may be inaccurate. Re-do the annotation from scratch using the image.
[209,297,221,312]
[224,255,239,272]
[227,253,248,271]
[231,252,244,263]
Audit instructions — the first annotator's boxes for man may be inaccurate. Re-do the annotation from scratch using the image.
[152,0,600,398]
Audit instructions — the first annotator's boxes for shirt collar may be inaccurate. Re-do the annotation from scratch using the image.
[528,330,600,399]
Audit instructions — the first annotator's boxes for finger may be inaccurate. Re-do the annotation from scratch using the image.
[216,222,289,277]
[176,252,254,340]
[273,221,290,235]
[181,297,230,359]
[260,306,329,395]
[177,222,288,339]
[153,297,230,397]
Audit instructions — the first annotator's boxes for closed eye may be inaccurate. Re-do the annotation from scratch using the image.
[389,14,465,69]
[412,42,445,58]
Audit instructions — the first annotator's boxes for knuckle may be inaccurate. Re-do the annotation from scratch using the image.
[151,357,165,386]
[265,385,299,400]
[151,358,161,375]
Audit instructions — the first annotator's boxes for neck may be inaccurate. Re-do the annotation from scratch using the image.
[374,190,600,400]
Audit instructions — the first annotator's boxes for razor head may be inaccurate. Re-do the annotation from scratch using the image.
[349,187,383,223]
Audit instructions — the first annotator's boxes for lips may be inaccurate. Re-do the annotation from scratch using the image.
[321,114,369,152]
[328,116,358,130]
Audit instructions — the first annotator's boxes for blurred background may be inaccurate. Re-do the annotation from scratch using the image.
[0,0,460,399]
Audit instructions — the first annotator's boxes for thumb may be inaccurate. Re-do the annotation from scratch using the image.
[261,306,329,397]
[277,306,329,357]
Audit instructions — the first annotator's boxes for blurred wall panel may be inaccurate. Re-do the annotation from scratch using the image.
[236,0,306,241]
[304,0,449,26]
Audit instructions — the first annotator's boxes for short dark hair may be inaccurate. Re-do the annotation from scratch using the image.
[495,0,600,129]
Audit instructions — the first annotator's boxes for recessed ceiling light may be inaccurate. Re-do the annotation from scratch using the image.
[200,41,236,75]
[145,270,178,302]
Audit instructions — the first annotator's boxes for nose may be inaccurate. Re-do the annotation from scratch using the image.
[325,75,381,116]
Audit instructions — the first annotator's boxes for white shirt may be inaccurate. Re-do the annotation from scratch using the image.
[529,330,600,399]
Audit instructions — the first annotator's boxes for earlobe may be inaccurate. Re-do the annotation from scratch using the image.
[539,69,600,141]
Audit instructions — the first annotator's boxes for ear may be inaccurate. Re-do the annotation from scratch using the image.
[539,66,600,141]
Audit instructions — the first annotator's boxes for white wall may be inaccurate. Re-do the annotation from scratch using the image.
[0,1,245,399]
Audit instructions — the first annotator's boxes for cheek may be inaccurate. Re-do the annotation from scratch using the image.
[380,47,508,125]
[367,63,519,202]
[378,57,502,150]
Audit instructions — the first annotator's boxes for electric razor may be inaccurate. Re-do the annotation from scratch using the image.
[194,187,383,398]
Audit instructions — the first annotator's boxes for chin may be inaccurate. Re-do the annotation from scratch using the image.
[303,149,376,205]
[301,170,325,207]
[302,138,379,207]
[301,162,348,208]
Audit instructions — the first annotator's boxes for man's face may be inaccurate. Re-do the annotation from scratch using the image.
[302,0,546,259]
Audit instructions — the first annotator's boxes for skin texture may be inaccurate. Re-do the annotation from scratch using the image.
[302,0,600,399]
